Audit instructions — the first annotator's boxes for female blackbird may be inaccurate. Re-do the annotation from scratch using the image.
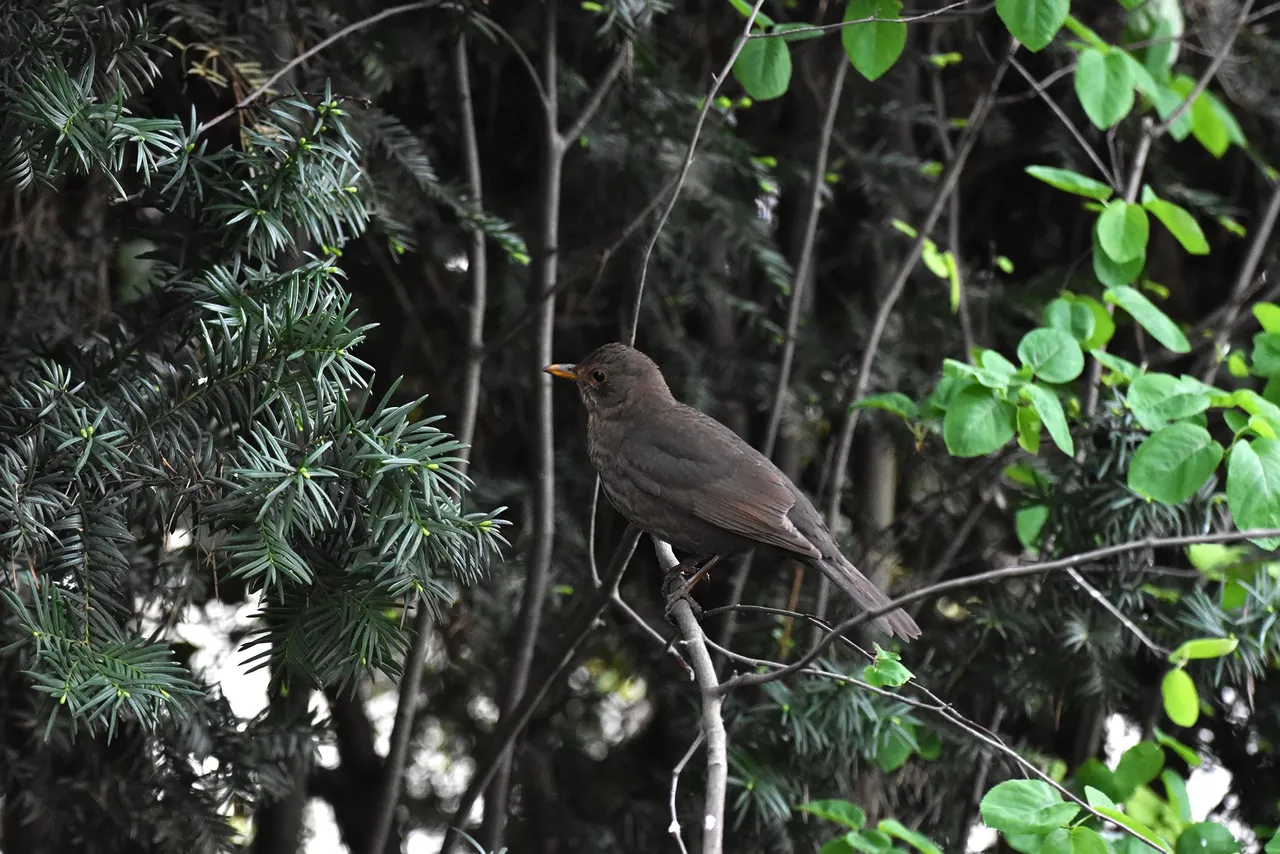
[545,342,921,640]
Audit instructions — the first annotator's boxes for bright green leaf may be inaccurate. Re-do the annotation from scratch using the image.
[1044,298,1097,344]
[798,800,868,831]
[1226,438,1280,549]
[1168,636,1238,665]
[1018,404,1042,453]
[1254,303,1280,333]
[1126,373,1211,431]
[842,0,907,82]
[1162,668,1199,727]
[996,0,1069,51]
[1076,47,1136,129]
[878,818,942,854]
[1095,805,1174,854]
[943,385,1017,457]
[1105,286,1191,353]
[1174,822,1239,854]
[1023,384,1074,456]
[1144,198,1209,255]
[1153,728,1201,767]
[980,779,1081,835]
[732,37,793,100]
[1094,227,1145,287]
[1251,333,1280,377]
[1115,742,1165,798]
[1127,423,1223,505]
[1097,200,1151,263]
[1072,826,1111,854]
[1092,349,1142,382]
[1161,770,1192,821]
[1016,504,1049,552]
[1017,328,1086,383]
[1025,166,1114,201]
[850,392,919,420]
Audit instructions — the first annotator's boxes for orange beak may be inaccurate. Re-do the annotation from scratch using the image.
[543,363,578,380]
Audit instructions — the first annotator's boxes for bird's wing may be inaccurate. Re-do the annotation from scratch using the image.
[619,408,822,559]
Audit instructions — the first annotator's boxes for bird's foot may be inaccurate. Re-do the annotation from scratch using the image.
[662,555,721,622]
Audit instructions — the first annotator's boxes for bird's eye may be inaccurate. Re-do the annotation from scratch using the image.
[592,370,606,383]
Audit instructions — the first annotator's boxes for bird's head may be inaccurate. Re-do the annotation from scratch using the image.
[544,342,672,415]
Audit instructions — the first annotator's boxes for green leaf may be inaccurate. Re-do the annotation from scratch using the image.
[1153,728,1201,767]
[980,779,1081,835]
[1175,822,1239,854]
[996,0,1068,51]
[1254,303,1280,333]
[1186,543,1247,573]
[1041,828,1072,854]
[1085,785,1117,810]
[982,349,1020,376]
[799,800,868,831]
[1161,770,1191,821]
[1071,826,1111,854]
[1025,166,1114,201]
[1105,286,1190,353]
[851,392,919,420]
[876,726,914,772]
[1161,667,1199,727]
[726,0,777,26]
[1016,505,1049,552]
[1226,438,1280,549]
[1017,328,1086,383]
[1023,384,1074,456]
[922,238,950,278]
[1095,805,1174,854]
[1114,742,1165,798]
[1094,226,1146,287]
[878,819,942,854]
[732,37,793,100]
[1127,423,1223,505]
[1126,373,1211,431]
[1190,90,1229,157]
[1097,200,1151,263]
[842,0,907,82]
[1266,832,1280,854]
[1078,295,1117,350]
[1044,298,1097,344]
[1144,198,1209,255]
[1168,637,1238,665]
[1251,333,1280,377]
[1092,349,1142,382]
[1075,47,1136,129]
[943,384,1018,457]
[1018,405,1042,454]
[862,645,913,688]
[824,830,893,854]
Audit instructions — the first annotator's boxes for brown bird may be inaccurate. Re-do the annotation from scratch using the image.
[545,343,921,640]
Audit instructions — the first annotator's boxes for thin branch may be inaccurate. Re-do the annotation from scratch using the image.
[1007,56,1116,190]
[627,0,770,345]
[820,42,1014,584]
[201,1,441,131]
[475,14,550,109]
[747,0,979,38]
[762,57,848,456]
[1151,0,1255,138]
[438,527,643,854]
[1066,567,1168,655]
[1202,179,1280,383]
[669,733,706,854]
[717,528,1280,696]
[560,43,632,146]
[367,31,487,854]
[657,540,727,854]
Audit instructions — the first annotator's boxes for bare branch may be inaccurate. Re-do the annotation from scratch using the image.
[201,1,441,132]
[717,528,1280,696]
[627,0,770,345]
[1066,567,1168,656]
[1007,56,1116,190]
[1151,0,1255,138]
[657,540,727,854]
[368,31,488,854]
[747,0,980,39]
[669,733,706,854]
[439,527,643,854]
[560,43,632,147]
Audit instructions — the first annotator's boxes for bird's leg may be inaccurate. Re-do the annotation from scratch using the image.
[662,555,722,619]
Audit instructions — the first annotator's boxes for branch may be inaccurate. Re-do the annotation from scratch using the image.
[560,42,632,147]
[747,0,979,38]
[1151,0,1255,138]
[627,0,770,345]
[200,0,441,132]
[716,528,1280,696]
[762,56,848,456]
[1202,178,1280,383]
[367,31,488,854]
[1007,56,1116,190]
[1066,567,1168,656]
[821,41,1014,567]
[669,733,705,854]
[656,540,727,854]
[438,526,643,854]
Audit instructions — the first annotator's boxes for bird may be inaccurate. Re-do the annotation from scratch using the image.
[544,342,921,640]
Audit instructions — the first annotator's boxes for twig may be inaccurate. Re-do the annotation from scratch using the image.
[561,44,632,146]
[669,732,706,854]
[439,527,643,854]
[716,528,1280,696]
[1151,0,1255,137]
[1066,567,1168,655]
[818,42,1014,612]
[1202,179,1280,383]
[657,539,727,854]
[747,1,978,38]
[1007,56,1116,190]
[367,31,487,854]
[762,57,848,456]
[200,1,441,131]
[627,0,769,345]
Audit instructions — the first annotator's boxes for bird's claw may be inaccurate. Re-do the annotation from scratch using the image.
[661,557,714,623]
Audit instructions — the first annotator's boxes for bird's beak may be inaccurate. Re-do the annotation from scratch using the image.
[543,363,578,380]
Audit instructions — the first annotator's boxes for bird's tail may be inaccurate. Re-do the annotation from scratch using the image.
[814,554,922,640]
